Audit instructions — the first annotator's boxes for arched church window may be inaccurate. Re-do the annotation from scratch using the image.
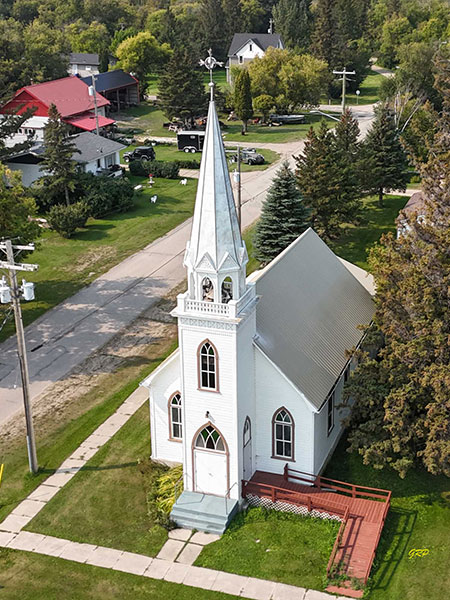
[243,417,251,447]
[195,424,225,452]
[169,392,182,440]
[198,341,218,390]
[202,277,214,302]
[221,277,233,304]
[272,408,294,460]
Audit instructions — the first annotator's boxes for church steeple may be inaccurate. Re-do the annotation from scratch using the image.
[184,54,248,304]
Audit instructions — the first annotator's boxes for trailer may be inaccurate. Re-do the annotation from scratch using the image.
[177,131,206,153]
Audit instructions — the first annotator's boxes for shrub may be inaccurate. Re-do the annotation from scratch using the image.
[128,159,179,179]
[175,159,201,169]
[143,461,183,529]
[47,202,89,237]
[80,174,134,218]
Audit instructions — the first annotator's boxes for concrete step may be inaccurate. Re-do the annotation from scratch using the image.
[171,491,239,535]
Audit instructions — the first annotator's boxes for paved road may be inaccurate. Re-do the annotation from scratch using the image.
[0,107,376,426]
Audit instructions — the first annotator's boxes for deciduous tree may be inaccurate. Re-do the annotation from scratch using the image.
[0,164,40,243]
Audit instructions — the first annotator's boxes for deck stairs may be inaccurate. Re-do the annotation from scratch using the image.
[170,490,239,535]
[242,467,391,598]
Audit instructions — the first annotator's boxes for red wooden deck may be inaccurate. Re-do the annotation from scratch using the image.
[242,468,391,598]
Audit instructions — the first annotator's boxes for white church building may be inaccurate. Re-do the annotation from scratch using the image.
[141,90,375,533]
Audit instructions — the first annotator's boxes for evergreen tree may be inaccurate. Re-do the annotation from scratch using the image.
[222,0,241,47]
[0,164,40,244]
[40,104,79,207]
[342,101,450,478]
[200,0,228,61]
[0,107,36,163]
[295,121,342,239]
[254,161,310,263]
[333,108,363,222]
[233,69,253,134]
[311,0,344,68]
[272,0,312,52]
[362,105,409,207]
[158,50,207,127]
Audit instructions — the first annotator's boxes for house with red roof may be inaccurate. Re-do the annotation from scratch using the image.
[0,76,115,147]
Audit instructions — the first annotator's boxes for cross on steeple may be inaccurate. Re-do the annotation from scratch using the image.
[199,49,223,101]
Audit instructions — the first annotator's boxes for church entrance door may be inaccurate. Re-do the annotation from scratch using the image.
[243,417,252,481]
[193,424,228,496]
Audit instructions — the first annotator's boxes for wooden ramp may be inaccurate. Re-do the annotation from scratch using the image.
[242,467,391,598]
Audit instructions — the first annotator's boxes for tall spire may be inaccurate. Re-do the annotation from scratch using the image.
[184,53,247,303]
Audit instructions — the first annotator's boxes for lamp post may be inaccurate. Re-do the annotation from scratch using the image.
[356,90,361,105]
[0,240,39,474]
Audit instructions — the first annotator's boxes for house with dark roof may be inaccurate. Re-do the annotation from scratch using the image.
[226,33,284,82]
[7,132,125,186]
[81,69,139,111]
[68,53,100,78]
[0,76,115,147]
[396,191,427,237]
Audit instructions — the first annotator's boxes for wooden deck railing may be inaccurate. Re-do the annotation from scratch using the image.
[284,465,391,503]
[361,491,391,583]
[241,478,349,519]
[326,505,350,577]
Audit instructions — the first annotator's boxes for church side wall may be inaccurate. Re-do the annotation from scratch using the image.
[313,373,352,474]
[236,311,257,490]
[148,352,183,465]
[254,347,315,475]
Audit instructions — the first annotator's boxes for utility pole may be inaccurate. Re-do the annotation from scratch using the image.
[333,67,356,112]
[90,74,100,136]
[0,240,39,474]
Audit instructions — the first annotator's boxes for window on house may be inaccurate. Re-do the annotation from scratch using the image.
[239,55,243,64]
[273,408,294,459]
[97,159,101,168]
[243,417,251,447]
[105,154,114,167]
[327,393,334,434]
[199,341,217,390]
[169,392,182,440]
[221,277,233,304]
[344,364,350,383]
[249,43,253,51]
[202,277,214,302]
[195,425,225,451]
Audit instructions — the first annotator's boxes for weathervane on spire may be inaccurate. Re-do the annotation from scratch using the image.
[199,49,223,100]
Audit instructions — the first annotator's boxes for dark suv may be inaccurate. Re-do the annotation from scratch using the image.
[123,146,156,163]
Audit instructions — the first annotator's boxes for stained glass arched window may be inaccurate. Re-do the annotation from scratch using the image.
[195,425,225,452]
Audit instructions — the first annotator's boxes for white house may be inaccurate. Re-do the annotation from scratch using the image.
[396,191,426,237]
[141,92,375,533]
[226,33,284,82]
[68,53,100,78]
[7,132,125,186]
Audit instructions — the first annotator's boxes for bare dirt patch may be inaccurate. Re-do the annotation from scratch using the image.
[0,282,184,451]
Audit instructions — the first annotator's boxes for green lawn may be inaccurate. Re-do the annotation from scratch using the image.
[0,176,196,343]
[0,332,177,524]
[324,72,384,106]
[121,143,280,173]
[329,194,408,270]
[0,550,240,600]
[117,102,328,144]
[243,194,408,275]
[196,508,339,591]
[324,437,450,600]
[26,404,168,556]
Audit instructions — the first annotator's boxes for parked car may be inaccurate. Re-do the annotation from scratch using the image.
[123,146,156,162]
[269,114,306,125]
[230,148,265,166]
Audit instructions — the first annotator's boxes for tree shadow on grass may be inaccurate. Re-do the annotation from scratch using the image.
[367,507,416,596]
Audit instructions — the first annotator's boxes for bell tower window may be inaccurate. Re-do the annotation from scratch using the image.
[221,277,233,303]
[202,277,214,302]
[198,340,218,391]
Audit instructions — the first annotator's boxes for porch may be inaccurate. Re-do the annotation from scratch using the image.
[242,466,391,598]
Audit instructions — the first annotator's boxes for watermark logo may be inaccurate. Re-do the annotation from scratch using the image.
[408,548,429,559]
